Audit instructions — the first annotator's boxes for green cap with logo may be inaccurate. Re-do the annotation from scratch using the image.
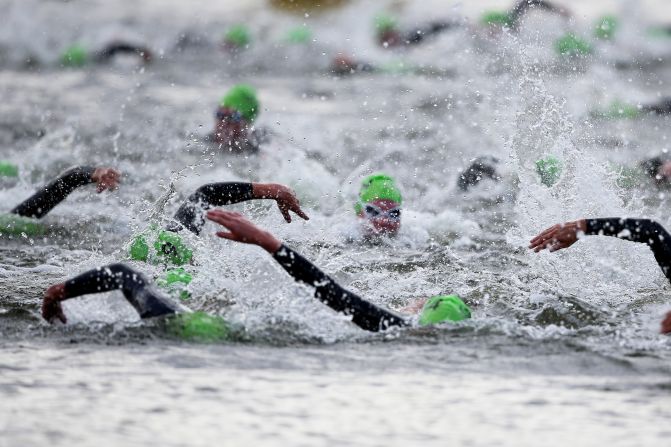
[166,311,231,342]
[481,11,512,27]
[0,162,18,177]
[60,45,88,67]
[554,34,592,56]
[225,24,252,48]
[354,173,402,214]
[157,267,193,300]
[129,227,193,266]
[418,295,471,326]
[0,214,46,236]
[536,156,562,187]
[220,84,260,122]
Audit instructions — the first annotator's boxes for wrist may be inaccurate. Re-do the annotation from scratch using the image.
[252,183,274,199]
[576,219,587,233]
[258,231,282,253]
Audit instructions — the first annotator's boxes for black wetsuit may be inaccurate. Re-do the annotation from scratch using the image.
[61,252,407,332]
[11,166,96,219]
[94,42,152,63]
[171,182,254,234]
[401,21,459,46]
[273,244,408,332]
[458,157,500,191]
[63,263,181,318]
[585,218,671,282]
[641,98,671,115]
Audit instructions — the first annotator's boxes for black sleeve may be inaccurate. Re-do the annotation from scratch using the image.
[585,218,671,282]
[11,166,96,219]
[63,263,180,319]
[404,21,458,45]
[272,244,409,332]
[95,42,151,62]
[641,98,671,115]
[172,182,254,234]
[457,158,500,191]
[509,0,564,29]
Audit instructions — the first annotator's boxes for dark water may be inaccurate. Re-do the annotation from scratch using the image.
[1,1,671,445]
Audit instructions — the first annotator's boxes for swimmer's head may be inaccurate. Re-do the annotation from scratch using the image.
[214,84,259,145]
[481,11,512,29]
[224,24,251,50]
[355,173,402,236]
[536,156,562,187]
[60,45,88,67]
[554,34,592,57]
[166,311,231,342]
[285,26,312,44]
[641,157,671,185]
[374,14,401,47]
[0,161,18,178]
[594,15,618,40]
[418,295,471,326]
[129,229,193,266]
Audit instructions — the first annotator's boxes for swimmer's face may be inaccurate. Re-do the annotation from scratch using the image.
[358,199,402,236]
[214,107,249,145]
[378,30,402,48]
[658,161,671,183]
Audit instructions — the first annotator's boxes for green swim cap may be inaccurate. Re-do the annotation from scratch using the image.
[354,173,402,214]
[594,15,618,40]
[157,267,193,300]
[418,295,471,326]
[481,11,512,27]
[220,84,260,122]
[166,311,231,342]
[603,100,639,119]
[0,162,18,177]
[536,156,562,187]
[285,26,312,44]
[60,45,88,67]
[225,24,251,48]
[375,14,398,34]
[554,34,592,56]
[129,229,193,266]
[0,214,46,236]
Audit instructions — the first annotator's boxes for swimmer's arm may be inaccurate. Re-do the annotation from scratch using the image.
[42,263,177,323]
[530,218,671,282]
[206,210,407,331]
[174,182,308,234]
[11,166,120,218]
[95,42,152,63]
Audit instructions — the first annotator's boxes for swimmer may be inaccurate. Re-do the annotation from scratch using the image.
[208,84,266,152]
[482,0,570,32]
[222,24,252,52]
[354,174,402,237]
[41,211,471,333]
[457,157,501,191]
[129,181,308,265]
[374,14,459,49]
[61,42,152,67]
[0,165,119,236]
[529,217,671,334]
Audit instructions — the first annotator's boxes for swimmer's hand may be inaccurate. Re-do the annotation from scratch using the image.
[42,283,67,324]
[91,167,121,193]
[662,311,671,334]
[252,183,310,223]
[207,210,282,253]
[529,219,586,252]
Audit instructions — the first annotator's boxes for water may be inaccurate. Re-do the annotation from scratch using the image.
[1,1,671,446]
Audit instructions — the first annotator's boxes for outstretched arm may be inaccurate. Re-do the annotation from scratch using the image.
[173,182,308,234]
[12,166,120,219]
[508,0,570,30]
[42,263,179,323]
[206,210,408,332]
[529,218,671,282]
[95,41,152,63]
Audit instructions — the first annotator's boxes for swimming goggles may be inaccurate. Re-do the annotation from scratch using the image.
[362,203,401,220]
[215,108,244,123]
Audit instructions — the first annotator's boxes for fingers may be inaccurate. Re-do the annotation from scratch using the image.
[291,205,310,221]
[661,312,671,334]
[278,204,292,223]
[215,231,237,241]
